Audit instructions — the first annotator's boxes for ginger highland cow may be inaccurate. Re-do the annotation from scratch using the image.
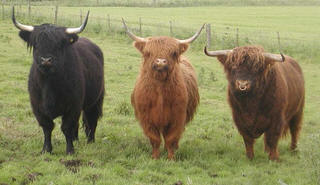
[122,19,203,159]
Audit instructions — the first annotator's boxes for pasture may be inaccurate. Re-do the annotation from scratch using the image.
[0,4,320,185]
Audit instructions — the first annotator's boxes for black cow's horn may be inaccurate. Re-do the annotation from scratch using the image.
[65,11,89,34]
[121,18,147,42]
[263,53,285,62]
[204,46,232,57]
[12,6,34,32]
[178,24,205,44]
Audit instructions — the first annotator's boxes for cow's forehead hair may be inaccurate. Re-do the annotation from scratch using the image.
[225,46,266,72]
[144,36,180,53]
[29,24,67,48]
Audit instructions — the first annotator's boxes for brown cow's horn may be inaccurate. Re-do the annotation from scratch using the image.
[263,53,285,62]
[178,24,205,44]
[12,6,34,32]
[121,18,146,42]
[204,46,232,57]
[65,11,89,34]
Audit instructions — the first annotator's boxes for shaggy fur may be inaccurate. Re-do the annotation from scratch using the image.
[18,24,104,154]
[131,36,199,159]
[215,46,304,161]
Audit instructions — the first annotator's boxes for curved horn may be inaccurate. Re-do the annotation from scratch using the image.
[204,46,232,57]
[178,24,205,44]
[12,6,34,32]
[263,53,285,62]
[121,18,146,42]
[65,11,89,34]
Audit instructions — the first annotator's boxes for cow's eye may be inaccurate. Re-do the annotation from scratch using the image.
[172,51,178,59]
[144,52,151,58]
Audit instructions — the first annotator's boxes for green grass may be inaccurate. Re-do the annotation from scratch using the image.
[0,5,320,185]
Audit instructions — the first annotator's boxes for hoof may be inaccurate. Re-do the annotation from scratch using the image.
[151,150,160,159]
[66,149,75,155]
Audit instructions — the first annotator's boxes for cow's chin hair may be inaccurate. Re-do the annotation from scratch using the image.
[37,66,56,75]
[153,70,169,81]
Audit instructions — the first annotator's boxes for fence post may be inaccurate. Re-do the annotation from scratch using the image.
[28,0,31,19]
[107,14,110,30]
[80,10,82,24]
[2,2,4,20]
[236,28,239,47]
[206,24,211,49]
[169,21,173,36]
[277,32,282,52]
[139,17,142,36]
[54,5,58,24]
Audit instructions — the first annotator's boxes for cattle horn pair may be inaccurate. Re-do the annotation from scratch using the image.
[204,46,285,62]
[122,18,205,44]
[11,6,89,34]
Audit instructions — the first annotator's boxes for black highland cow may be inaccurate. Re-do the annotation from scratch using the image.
[12,7,105,154]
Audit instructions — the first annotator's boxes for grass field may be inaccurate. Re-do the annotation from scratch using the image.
[0,5,320,185]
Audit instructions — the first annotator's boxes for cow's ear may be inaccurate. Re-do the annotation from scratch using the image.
[179,43,189,54]
[19,31,31,43]
[67,34,79,45]
[217,55,228,64]
[134,41,146,53]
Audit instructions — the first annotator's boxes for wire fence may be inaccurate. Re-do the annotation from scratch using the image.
[2,4,320,61]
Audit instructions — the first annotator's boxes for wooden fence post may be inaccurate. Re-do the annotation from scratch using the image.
[206,24,211,49]
[107,14,110,30]
[2,2,4,20]
[28,0,31,19]
[139,17,142,35]
[169,21,173,36]
[277,32,282,52]
[54,5,58,24]
[236,28,239,47]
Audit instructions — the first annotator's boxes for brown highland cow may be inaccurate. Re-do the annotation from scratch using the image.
[204,46,305,161]
[122,19,203,159]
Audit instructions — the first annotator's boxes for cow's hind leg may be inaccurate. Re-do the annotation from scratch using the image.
[83,96,103,143]
[289,109,303,151]
[62,112,81,155]
[163,123,185,160]
[242,134,255,160]
[36,114,54,154]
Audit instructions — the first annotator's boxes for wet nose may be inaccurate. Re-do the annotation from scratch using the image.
[236,80,250,91]
[156,58,167,66]
[41,57,52,66]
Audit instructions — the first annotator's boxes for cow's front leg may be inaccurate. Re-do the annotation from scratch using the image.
[163,111,186,160]
[35,113,54,154]
[140,121,161,159]
[242,134,255,160]
[62,112,81,155]
[264,116,284,161]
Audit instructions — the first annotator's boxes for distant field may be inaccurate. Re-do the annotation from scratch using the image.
[3,5,320,61]
[0,5,320,185]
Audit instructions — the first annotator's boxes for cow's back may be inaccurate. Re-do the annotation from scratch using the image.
[179,57,199,123]
[274,57,305,121]
[73,37,104,110]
